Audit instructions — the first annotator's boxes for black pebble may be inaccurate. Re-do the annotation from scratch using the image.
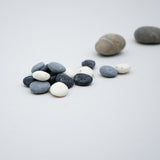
[48,75,57,85]
[56,73,74,88]
[74,73,93,86]
[82,60,96,69]
[40,64,51,73]
[23,76,35,87]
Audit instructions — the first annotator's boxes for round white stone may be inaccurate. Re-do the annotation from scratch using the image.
[77,66,94,77]
[115,64,130,74]
[50,82,68,97]
[63,68,75,78]
[32,71,50,81]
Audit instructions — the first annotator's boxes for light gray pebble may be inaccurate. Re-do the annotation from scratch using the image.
[100,65,117,78]
[31,62,45,73]
[48,62,66,73]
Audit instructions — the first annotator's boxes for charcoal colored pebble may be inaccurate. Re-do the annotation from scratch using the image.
[30,81,50,94]
[74,73,93,86]
[95,34,126,56]
[82,60,96,69]
[31,62,45,73]
[48,75,57,85]
[100,66,117,78]
[56,73,74,88]
[134,26,160,44]
[48,62,66,73]
[40,64,51,73]
[23,76,35,87]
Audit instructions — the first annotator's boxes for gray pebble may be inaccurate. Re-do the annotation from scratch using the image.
[30,81,50,94]
[100,66,117,78]
[134,26,160,44]
[48,62,66,73]
[31,62,45,73]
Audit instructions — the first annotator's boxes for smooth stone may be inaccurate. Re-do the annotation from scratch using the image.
[63,68,75,78]
[115,64,130,74]
[23,76,35,87]
[82,59,96,69]
[74,73,93,86]
[31,62,45,73]
[32,71,50,81]
[48,62,66,73]
[30,81,50,94]
[40,64,51,73]
[95,34,126,56]
[134,26,160,44]
[50,82,68,97]
[77,66,94,77]
[48,75,57,85]
[100,65,117,78]
[56,73,74,88]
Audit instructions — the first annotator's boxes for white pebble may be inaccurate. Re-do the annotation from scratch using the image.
[50,82,68,97]
[63,68,75,78]
[32,71,50,81]
[115,64,130,74]
[77,66,94,77]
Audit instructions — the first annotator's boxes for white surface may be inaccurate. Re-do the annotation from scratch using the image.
[0,0,160,160]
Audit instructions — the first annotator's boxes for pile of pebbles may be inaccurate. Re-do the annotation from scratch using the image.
[23,60,95,97]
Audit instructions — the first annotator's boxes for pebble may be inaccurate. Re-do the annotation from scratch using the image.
[48,75,57,85]
[50,82,68,97]
[30,81,50,94]
[48,62,66,73]
[77,66,94,77]
[100,66,117,78]
[23,76,35,87]
[74,73,93,86]
[134,26,160,44]
[32,71,50,81]
[63,68,75,78]
[56,73,74,88]
[82,60,96,69]
[40,64,51,73]
[115,64,130,74]
[31,62,45,73]
[95,34,126,56]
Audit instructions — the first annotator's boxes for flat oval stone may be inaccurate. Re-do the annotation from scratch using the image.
[82,59,96,69]
[23,76,35,87]
[48,62,66,73]
[30,81,50,94]
[100,66,117,78]
[31,62,45,73]
[115,64,130,74]
[50,82,68,97]
[134,26,160,44]
[95,34,126,56]
[74,73,93,86]
[77,66,94,77]
[32,71,50,81]
[63,68,75,78]
[56,73,74,88]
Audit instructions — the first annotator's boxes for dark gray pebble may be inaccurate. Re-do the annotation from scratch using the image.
[100,66,117,78]
[23,76,35,87]
[56,73,74,88]
[48,75,57,85]
[40,64,51,73]
[82,60,96,69]
[74,73,93,86]
[48,62,66,73]
[31,62,45,73]
[30,81,50,94]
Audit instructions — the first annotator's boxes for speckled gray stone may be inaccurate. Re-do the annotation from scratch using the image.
[48,62,66,73]
[95,34,126,56]
[31,62,45,73]
[23,76,35,87]
[134,26,160,44]
[100,66,117,78]
[30,81,50,94]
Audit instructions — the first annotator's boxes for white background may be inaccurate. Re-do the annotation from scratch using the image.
[0,0,160,159]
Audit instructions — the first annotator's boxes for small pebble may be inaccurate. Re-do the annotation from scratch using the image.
[48,62,66,73]
[32,71,50,81]
[82,60,96,69]
[23,76,35,87]
[40,64,51,73]
[48,75,57,85]
[63,68,75,78]
[74,73,93,86]
[115,64,130,74]
[31,62,45,73]
[56,73,74,88]
[77,66,94,77]
[50,82,68,97]
[100,66,117,78]
[30,81,50,94]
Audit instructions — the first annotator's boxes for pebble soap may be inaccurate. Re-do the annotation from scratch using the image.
[115,64,130,74]
[32,71,50,81]
[100,65,117,78]
[95,34,126,56]
[134,26,160,44]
